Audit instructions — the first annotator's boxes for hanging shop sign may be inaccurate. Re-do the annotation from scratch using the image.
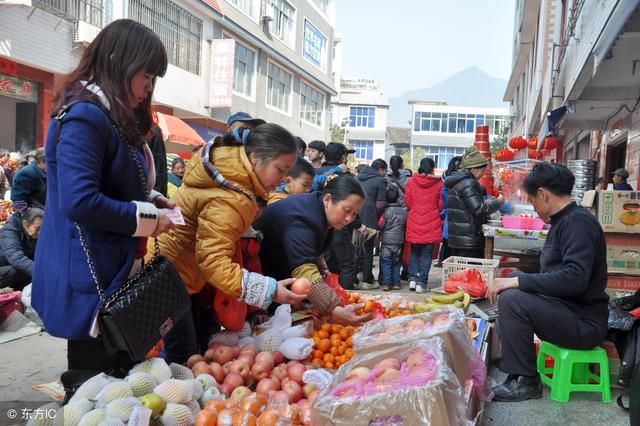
[303,19,327,70]
[0,73,38,103]
[209,39,235,108]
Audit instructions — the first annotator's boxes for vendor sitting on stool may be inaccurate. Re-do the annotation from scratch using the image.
[488,162,609,402]
[613,168,633,190]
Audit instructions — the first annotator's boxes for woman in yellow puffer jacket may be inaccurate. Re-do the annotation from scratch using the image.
[155,123,306,363]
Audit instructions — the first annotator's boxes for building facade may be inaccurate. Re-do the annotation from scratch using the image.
[505,0,640,189]
[409,101,509,170]
[331,77,389,164]
[0,0,337,152]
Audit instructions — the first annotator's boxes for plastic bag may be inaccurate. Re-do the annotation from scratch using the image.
[281,321,312,340]
[609,297,638,331]
[313,337,469,426]
[352,307,485,397]
[278,337,313,360]
[258,304,292,332]
[444,269,487,298]
[302,369,334,390]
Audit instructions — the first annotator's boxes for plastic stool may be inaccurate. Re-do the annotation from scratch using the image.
[536,341,612,403]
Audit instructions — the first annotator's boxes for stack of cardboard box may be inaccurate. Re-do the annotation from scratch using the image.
[595,190,640,385]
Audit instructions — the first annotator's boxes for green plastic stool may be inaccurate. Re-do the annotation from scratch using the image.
[536,341,612,403]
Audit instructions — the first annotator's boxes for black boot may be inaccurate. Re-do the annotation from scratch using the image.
[492,374,542,402]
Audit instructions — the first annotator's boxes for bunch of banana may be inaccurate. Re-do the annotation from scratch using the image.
[413,289,471,313]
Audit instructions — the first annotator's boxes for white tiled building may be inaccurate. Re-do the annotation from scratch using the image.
[409,101,509,170]
[331,78,389,165]
[0,0,337,151]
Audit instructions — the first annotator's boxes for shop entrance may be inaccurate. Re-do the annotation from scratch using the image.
[604,137,628,187]
[0,73,39,153]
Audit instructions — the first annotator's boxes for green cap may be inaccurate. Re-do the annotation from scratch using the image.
[460,146,489,169]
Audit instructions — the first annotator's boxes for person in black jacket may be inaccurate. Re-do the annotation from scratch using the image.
[11,148,46,214]
[444,147,503,258]
[356,159,388,289]
[379,187,407,291]
[488,162,609,402]
[0,207,43,289]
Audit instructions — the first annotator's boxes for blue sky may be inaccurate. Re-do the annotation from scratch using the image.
[335,0,516,98]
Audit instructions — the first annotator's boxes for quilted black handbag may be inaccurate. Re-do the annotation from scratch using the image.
[56,101,190,360]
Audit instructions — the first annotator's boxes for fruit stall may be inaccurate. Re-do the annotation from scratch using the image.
[40,258,494,426]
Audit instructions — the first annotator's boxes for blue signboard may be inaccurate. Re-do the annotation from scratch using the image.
[303,19,327,69]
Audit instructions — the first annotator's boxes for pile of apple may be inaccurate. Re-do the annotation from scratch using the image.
[329,347,438,400]
[187,344,318,405]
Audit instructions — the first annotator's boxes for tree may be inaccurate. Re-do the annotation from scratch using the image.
[490,131,508,155]
[330,124,345,143]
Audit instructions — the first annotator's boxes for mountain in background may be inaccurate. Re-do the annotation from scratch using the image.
[387,67,509,126]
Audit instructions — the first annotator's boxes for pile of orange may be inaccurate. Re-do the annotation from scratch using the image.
[308,323,356,369]
[349,292,413,319]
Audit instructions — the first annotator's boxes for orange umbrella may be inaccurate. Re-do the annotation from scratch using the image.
[155,112,205,153]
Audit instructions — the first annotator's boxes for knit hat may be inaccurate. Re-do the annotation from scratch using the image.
[460,146,489,169]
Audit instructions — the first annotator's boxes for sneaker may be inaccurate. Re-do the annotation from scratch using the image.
[409,281,416,291]
[415,284,425,293]
[392,283,401,290]
[382,284,391,291]
[360,282,380,290]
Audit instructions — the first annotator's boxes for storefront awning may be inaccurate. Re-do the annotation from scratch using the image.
[155,112,205,154]
[537,105,568,147]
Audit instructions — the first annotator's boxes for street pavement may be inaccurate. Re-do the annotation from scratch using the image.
[0,263,629,425]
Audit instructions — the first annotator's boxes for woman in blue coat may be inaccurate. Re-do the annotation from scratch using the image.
[32,20,175,388]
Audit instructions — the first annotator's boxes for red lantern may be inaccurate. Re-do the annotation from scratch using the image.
[508,136,527,150]
[495,148,515,162]
[528,150,543,160]
[542,136,559,150]
[528,136,538,150]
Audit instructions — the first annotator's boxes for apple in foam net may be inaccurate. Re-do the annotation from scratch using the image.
[375,368,401,384]
[229,359,251,382]
[433,313,449,327]
[406,349,427,368]
[255,351,275,369]
[376,358,401,371]
[213,345,235,365]
[346,367,371,380]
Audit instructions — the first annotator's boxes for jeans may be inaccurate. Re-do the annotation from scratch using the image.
[380,244,402,285]
[408,243,434,286]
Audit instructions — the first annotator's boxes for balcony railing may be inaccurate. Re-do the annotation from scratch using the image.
[33,0,103,27]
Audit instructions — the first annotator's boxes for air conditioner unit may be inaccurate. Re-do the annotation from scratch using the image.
[73,20,101,46]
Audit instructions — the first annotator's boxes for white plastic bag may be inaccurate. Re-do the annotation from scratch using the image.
[278,337,313,360]
[281,322,312,340]
[302,369,334,390]
[258,304,292,332]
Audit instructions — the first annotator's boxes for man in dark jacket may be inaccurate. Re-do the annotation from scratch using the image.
[11,148,46,214]
[445,147,503,258]
[612,168,634,190]
[0,208,43,289]
[488,163,609,402]
[356,159,388,289]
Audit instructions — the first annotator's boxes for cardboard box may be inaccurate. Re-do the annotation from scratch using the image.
[597,190,640,233]
[606,275,640,292]
[605,233,640,276]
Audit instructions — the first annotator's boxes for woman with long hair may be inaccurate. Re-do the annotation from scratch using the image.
[32,19,175,392]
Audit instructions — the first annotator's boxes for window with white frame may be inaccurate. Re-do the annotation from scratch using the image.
[271,0,295,46]
[350,106,375,128]
[413,111,509,135]
[129,0,202,75]
[267,62,292,112]
[300,82,324,127]
[312,0,328,13]
[232,42,255,97]
[228,0,258,19]
[352,140,374,161]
